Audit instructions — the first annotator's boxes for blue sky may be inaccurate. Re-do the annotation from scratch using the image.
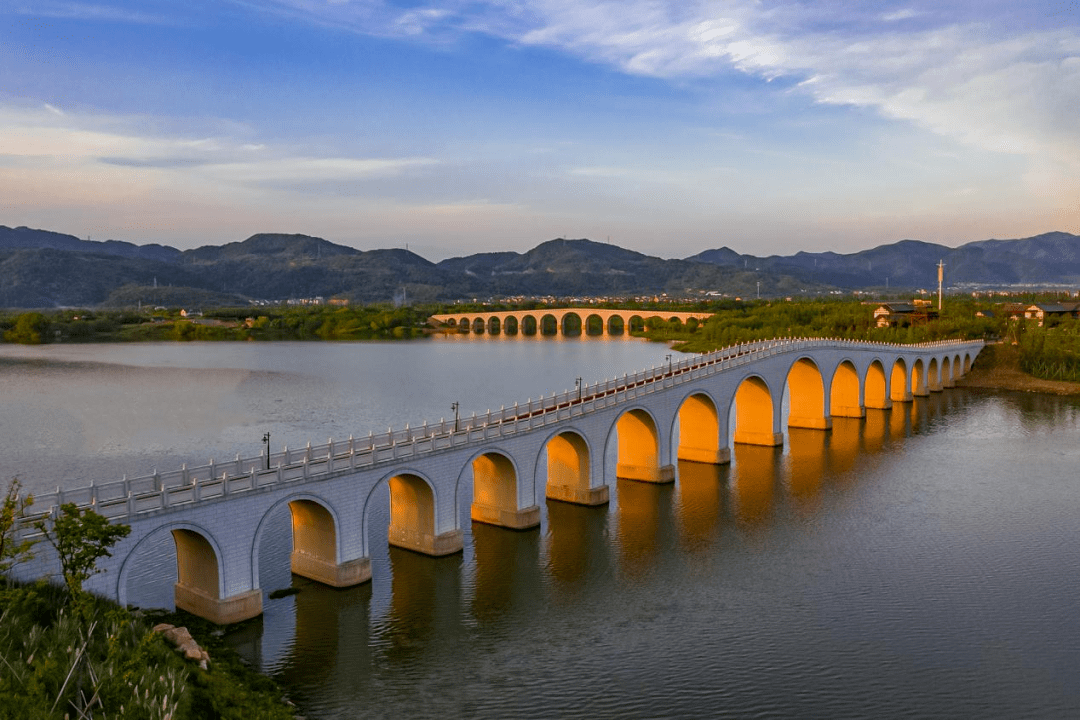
[1,1,1078,259]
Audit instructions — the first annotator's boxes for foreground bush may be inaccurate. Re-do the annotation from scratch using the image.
[0,582,296,720]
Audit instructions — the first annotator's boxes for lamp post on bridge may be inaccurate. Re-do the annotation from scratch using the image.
[575,377,582,400]
[262,432,271,469]
[451,402,459,433]
[666,353,672,374]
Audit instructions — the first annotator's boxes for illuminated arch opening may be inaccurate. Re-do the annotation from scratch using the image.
[458,317,470,332]
[911,359,929,397]
[830,361,864,417]
[616,409,672,482]
[546,431,605,505]
[677,393,726,464]
[890,359,912,402]
[733,376,782,446]
[471,452,538,530]
[173,528,219,600]
[628,315,645,332]
[488,317,501,335]
[865,360,889,409]
[387,473,458,556]
[471,318,485,334]
[787,358,830,430]
[608,315,625,335]
[504,316,519,336]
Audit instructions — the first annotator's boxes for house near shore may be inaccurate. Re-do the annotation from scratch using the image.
[1024,302,1080,325]
[873,300,938,328]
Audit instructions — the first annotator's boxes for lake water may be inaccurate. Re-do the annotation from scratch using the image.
[2,337,1079,719]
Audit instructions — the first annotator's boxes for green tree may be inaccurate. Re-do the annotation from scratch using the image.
[0,478,34,579]
[34,504,131,607]
[3,312,49,344]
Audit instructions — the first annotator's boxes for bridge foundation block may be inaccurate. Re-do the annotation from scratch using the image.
[788,415,832,430]
[865,398,892,410]
[290,552,371,587]
[547,484,610,506]
[389,527,464,557]
[831,404,866,418]
[471,502,541,530]
[175,584,262,625]
[733,431,784,447]
[678,446,731,465]
[616,463,675,483]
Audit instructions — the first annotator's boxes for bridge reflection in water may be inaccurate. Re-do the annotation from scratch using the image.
[244,391,973,718]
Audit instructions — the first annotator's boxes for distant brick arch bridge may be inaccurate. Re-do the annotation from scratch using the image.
[428,307,714,336]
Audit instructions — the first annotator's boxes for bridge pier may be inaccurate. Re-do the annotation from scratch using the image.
[389,527,464,557]
[175,585,262,625]
[733,430,784,447]
[678,446,731,465]
[547,483,609,506]
[291,553,371,587]
[831,404,866,418]
[471,502,541,530]
[616,463,676,483]
[788,415,833,431]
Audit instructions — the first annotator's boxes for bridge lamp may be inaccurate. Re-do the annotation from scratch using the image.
[575,377,582,400]
[665,354,672,373]
[451,401,460,433]
[262,432,271,469]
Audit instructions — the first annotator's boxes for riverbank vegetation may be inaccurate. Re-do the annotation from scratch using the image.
[638,297,998,351]
[0,484,297,719]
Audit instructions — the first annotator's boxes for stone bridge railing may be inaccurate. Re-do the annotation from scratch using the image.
[22,336,982,527]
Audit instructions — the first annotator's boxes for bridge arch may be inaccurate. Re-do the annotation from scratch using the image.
[363,468,462,558]
[787,357,830,430]
[540,314,558,336]
[963,354,972,374]
[457,316,469,331]
[732,374,782,446]
[542,427,605,505]
[560,312,583,337]
[941,356,953,387]
[471,318,485,334]
[612,406,672,483]
[865,359,889,409]
[675,391,727,464]
[927,358,942,391]
[522,314,538,336]
[628,315,645,333]
[911,358,929,397]
[585,313,605,336]
[504,315,518,336]
[607,315,625,335]
[890,358,912,402]
[830,359,864,417]
[462,448,539,530]
[116,521,225,611]
[487,316,501,335]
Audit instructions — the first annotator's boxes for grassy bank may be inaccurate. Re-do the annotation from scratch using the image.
[0,581,297,720]
[958,343,1080,395]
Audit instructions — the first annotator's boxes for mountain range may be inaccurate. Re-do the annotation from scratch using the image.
[1,224,1078,308]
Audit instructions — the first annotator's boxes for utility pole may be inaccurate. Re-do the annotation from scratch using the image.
[937,260,945,311]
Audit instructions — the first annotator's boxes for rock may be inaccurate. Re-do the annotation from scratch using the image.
[153,623,211,669]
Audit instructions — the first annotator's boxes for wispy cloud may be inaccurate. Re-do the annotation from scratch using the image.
[11,1,180,25]
[237,1,1080,171]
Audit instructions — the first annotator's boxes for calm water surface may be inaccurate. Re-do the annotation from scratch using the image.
[2,338,1078,718]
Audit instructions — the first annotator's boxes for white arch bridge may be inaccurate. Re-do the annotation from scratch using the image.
[16,337,982,624]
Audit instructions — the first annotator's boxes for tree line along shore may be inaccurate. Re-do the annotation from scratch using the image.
[4,296,1080,387]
